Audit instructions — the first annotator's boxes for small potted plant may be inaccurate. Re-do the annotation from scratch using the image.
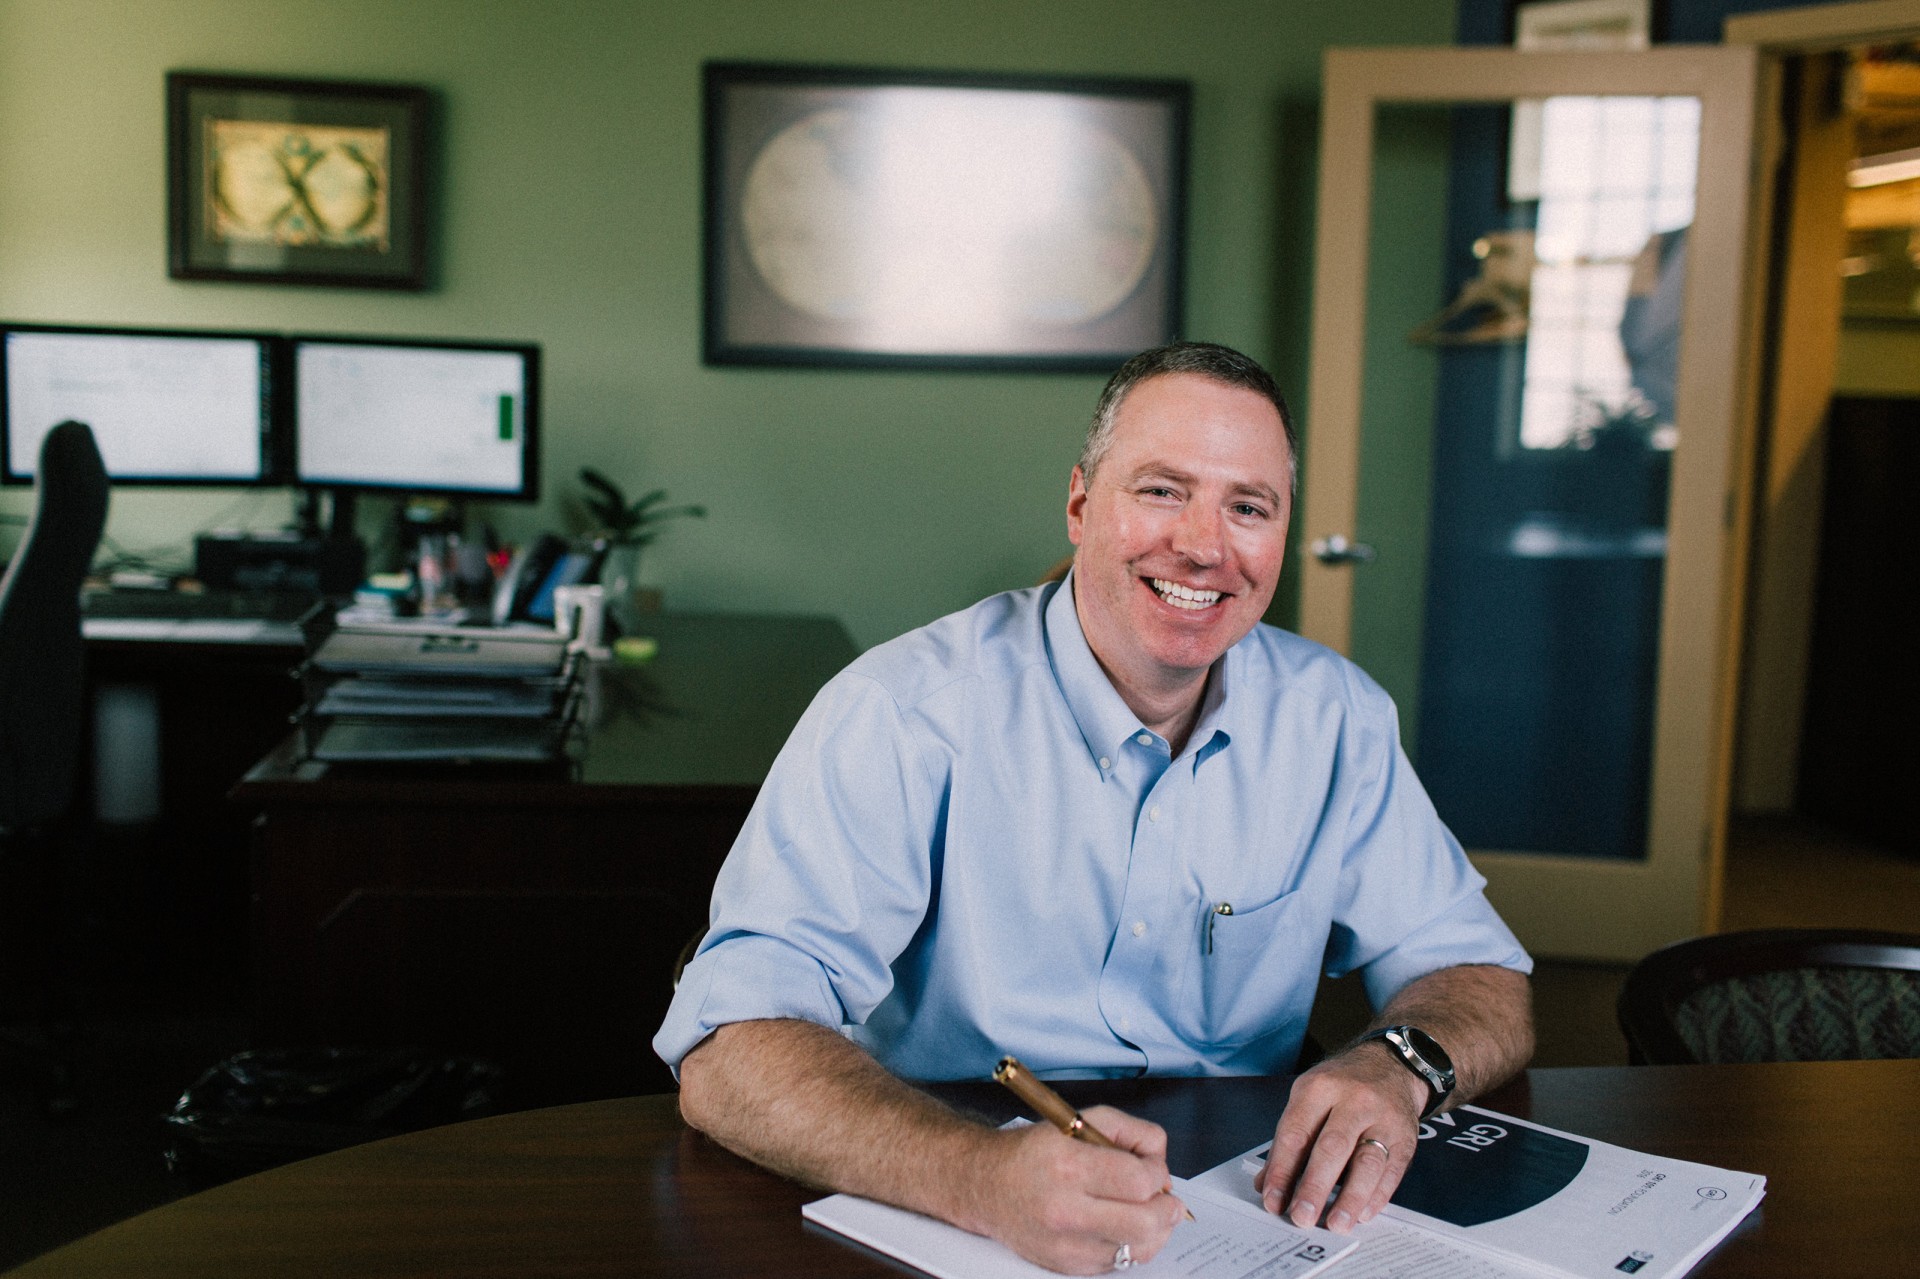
[578,467,706,613]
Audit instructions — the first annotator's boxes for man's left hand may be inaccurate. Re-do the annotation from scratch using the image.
[1252,1042,1425,1234]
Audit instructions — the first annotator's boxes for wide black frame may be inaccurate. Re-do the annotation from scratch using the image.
[1,320,281,487]
[167,71,431,290]
[287,332,542,502]
[704,61,1190,372]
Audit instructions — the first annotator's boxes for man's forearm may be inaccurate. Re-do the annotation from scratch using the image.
[1363,963,1534,1104]
[678,1018,1000,1231]
[677,1018,1188,1274]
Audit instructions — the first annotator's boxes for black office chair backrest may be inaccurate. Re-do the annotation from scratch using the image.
[1617,928,1920,1065]
[0,421,110,832]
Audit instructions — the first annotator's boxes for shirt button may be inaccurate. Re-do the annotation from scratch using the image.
[1136,733,1152,746]
[1148,805,1161,822]
[1132,920,1147,937]
[1099,756,1111,770]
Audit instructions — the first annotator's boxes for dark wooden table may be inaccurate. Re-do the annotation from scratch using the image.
[11,1060,1916,1277]
[231,612,857,1104]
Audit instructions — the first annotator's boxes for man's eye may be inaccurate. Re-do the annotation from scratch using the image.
[1232,503,1269,519]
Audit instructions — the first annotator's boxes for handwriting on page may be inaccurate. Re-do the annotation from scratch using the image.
[1149,1195,1334,1277]
[1321,1218,1539,1279]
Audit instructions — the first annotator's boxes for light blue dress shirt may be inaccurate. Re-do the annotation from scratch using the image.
[655,575,1530,1081]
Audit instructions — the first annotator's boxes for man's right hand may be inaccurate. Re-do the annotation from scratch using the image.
[680,1022,1186,1275]
[968,1105,1187,1275]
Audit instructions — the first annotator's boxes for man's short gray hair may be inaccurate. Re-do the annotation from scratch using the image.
[1077,341,1297,494]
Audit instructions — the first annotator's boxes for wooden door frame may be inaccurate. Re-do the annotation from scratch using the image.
[1725,0,1920,52]
[1299,47,1764,960]
[1722,3,1920,836]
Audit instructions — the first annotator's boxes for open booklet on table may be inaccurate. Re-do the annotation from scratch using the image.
[1188,1106,1765,1279]
[803,1107,1763,1279]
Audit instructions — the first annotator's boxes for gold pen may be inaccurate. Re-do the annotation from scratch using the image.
[993,1056,1194,1221]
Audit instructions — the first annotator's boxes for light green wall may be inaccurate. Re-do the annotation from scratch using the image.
[0,0,1456,648]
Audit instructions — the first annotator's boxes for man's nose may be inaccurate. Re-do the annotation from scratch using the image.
[1170,502,1224,566]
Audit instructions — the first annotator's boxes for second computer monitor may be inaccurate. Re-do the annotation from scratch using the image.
[292,336,539,500]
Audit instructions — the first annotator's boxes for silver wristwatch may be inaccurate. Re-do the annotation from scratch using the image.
[1358,1025,1456,1118]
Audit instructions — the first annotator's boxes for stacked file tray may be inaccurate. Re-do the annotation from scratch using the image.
[298,624,581,765]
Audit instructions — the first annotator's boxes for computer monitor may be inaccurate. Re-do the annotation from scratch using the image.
[1,322,275,485]
[291,336,540,501]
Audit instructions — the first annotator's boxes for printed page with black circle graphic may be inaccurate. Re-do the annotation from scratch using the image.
[1189,1107,1764,1279]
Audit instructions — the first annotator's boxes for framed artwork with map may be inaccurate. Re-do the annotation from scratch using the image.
[167,72,430,289]
[703,63,1190,370]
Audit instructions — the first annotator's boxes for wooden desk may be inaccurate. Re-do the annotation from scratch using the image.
[231,613,857,1104]
[81,628,309,991]
[11,1061,1916,1277]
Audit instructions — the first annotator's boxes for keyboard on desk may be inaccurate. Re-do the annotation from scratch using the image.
[82,588,322,624]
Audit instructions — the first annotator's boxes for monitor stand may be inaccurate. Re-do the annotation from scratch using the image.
[293,487,368,595]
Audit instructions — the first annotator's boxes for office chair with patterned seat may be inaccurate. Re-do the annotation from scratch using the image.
[1617,928,1920,1066]
[1,419,110,1111]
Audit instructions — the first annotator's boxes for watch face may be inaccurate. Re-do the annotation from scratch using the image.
[1404,1027,1455,1076]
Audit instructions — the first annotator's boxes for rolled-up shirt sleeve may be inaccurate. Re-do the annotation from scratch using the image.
[653,670,945,1076]
[1321,666,1533,1011]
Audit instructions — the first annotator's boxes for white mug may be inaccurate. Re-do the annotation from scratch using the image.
[552,583,607,653]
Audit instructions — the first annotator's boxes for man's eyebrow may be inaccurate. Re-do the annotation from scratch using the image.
[1231,481,1285,508]
[1122,463,1199,488]
[1122,464,1283,509]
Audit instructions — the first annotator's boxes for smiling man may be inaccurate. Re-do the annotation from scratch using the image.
[657,342,1534,1275]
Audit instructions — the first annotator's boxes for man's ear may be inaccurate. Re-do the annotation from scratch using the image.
[1066,466,1088,547]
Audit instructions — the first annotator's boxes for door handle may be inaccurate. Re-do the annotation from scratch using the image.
[1309,534,1377,565]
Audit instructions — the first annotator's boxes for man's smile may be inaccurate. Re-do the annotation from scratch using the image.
[1147,576,1225,612]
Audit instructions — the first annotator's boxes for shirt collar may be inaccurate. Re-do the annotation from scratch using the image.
[1044,569,1237,774]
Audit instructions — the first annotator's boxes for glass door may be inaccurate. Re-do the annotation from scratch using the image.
[1298,47,1762,960]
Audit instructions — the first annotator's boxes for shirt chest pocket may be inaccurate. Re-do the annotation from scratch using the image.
[1176,888,1325,1049]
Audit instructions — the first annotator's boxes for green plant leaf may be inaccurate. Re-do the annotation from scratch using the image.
[578,467,634,531]
[579,466,625,504]
[578,468,703,544]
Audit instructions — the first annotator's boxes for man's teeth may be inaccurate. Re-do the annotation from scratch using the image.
[1150,578,1221,611]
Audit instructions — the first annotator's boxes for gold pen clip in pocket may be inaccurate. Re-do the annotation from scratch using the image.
[1205,901,1233,954]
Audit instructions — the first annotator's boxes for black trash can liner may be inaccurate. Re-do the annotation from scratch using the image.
[163,1046,505,1174]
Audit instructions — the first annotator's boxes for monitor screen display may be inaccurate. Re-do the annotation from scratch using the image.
[1,325,272,484]
[293,338,539,499]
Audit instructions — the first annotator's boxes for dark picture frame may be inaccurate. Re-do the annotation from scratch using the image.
[704,62,1190,371]
[167,72,430,289]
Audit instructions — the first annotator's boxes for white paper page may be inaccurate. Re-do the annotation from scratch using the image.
[1378,1108,1764,1279]
[1191,1108,1765,1279]
[803,1175,1355,1279]
[1319,1218,1541,1279]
